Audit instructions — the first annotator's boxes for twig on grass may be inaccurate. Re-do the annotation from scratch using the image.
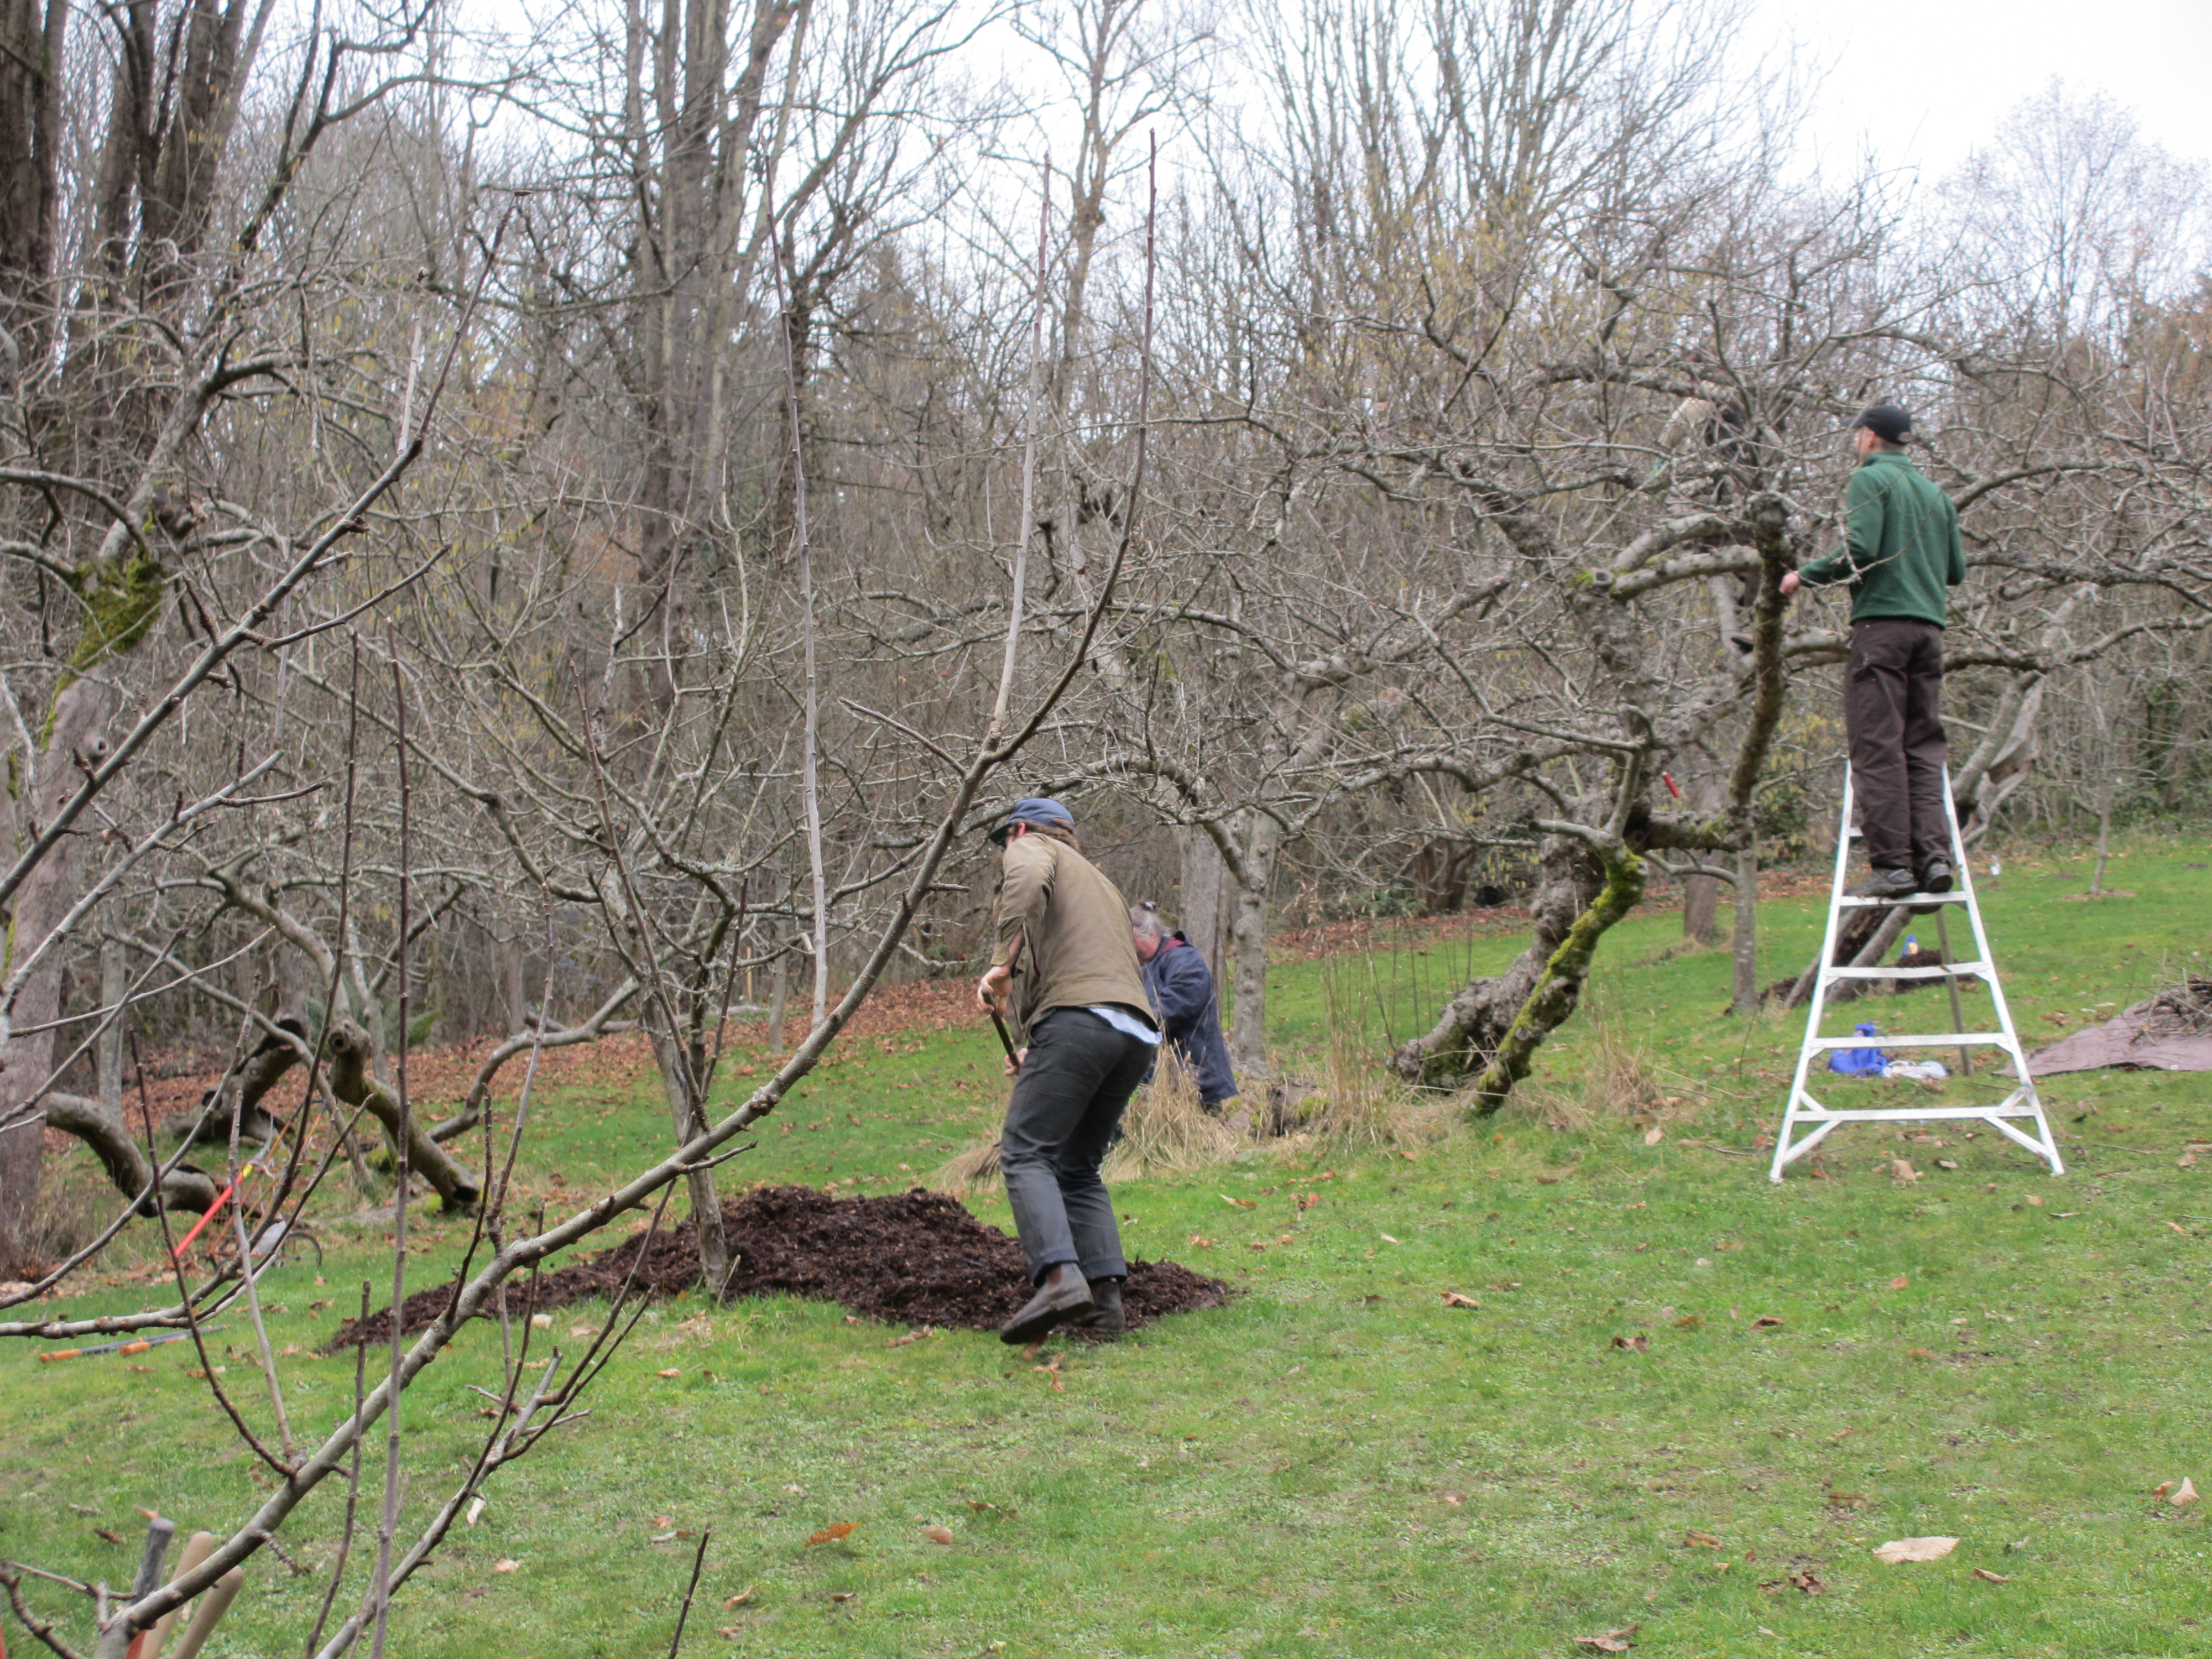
[668,1529,712,1656]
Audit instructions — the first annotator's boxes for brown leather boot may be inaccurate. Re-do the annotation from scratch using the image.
[999,1263,1096,1344]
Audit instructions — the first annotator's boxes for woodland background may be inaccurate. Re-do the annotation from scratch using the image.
[3,0,2211,1650]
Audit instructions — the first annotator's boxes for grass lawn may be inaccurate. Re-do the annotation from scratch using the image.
[5,833,2209,1657]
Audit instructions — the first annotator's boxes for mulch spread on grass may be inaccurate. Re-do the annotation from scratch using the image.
[324,1185,1229,1352]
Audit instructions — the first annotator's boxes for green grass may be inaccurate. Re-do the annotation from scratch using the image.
[6,834,2210,1657]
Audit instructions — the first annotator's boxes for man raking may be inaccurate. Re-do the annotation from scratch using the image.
[975,797,1161,1342]
[1782,403,1966,900]
[1130,901,1237,1113]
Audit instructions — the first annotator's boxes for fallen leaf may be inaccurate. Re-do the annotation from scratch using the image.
[94,1527,123,1543]
[492,1558,519,1573]
[885,1326,937,1348]
[1971,1567,2009,1583]
[1907,1348,1935,1360]
[1750,1316,1784,1329]
[1788,1570,1824,1595]
[1642,1125,1664,1146]
[1219,1193,1256,1208]
[529,1313,553,1330]
[966,1500,998,1513]
[2171,1477,2199,1507]
[570,1324,596,1337]
[1825,1493,1869,1510]
[650,1531,678,1543]
[1890,1276,1910,1290]
[1937,1159,1959,1170]
[921,1524,954,1546]
[1610,1334,1650,1352]
[1572,1625,1639,1652]
[2179,1152,2198,1168]
[656,1368,681,1378]
[806,1522,859,1547]
[2168,1222,2189,1235]
[716,1627,743,1638]
[829,1590,855,1602]
[722,1587,758,1608]
[1872,1536,1958,1564]
[1672,1314,1704,1330]
[1683,1530,1721,1549]
[1892,1160,1922,1183]
[2152,1480,2175,1497]
[1441,1291,1481,1309]
[2025,1194,2043,1207]
[1379,1232,1401,1244]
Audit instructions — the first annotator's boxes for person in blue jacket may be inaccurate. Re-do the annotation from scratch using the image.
[1130,902,1238,1112]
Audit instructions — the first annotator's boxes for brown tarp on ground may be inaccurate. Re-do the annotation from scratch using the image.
[2020,977,2212,1077]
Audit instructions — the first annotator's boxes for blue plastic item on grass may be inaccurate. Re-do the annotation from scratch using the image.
[1829,1021,1890,1076]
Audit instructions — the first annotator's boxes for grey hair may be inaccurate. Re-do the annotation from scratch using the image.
[1130,900,1164,940]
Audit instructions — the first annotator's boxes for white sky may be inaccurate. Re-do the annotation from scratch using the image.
[1749,0,2212,179]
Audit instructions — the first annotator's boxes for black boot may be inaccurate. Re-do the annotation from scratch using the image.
[1069,1277,1126,1337]
[1910,859,1954,915]
[999,1263,1095,1344]
[1848,866,1917,900]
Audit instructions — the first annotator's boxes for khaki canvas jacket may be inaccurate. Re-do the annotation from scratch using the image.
[991,833,1155,1042]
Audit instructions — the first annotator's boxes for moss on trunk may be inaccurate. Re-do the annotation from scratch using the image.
[1467,847,1647,1114]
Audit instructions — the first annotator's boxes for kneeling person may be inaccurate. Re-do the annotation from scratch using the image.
[975,798,1160,1342]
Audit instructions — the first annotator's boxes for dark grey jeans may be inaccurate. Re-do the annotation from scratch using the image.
[1845,618,1950,873]
[1000,1007,1154,1285]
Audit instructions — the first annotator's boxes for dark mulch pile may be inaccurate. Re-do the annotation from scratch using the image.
[325,1185,1229,1352]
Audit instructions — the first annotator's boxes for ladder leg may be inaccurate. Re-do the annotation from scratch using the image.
[1771,766,2064,1181]
[1933,907,1971,1077]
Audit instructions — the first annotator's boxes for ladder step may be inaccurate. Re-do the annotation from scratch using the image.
[1785,1103,2040,1125]
[1825,961,1991,981]
[1835,890,1971,908]
[1809,1031,2012,1050]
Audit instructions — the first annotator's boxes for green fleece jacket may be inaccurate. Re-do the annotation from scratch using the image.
[991,833,1154,1042]
[1796,450,1966,627]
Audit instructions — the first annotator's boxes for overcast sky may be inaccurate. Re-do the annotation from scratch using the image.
[1750,0,2212,179]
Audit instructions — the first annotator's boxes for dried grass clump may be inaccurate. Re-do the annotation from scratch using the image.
[1103,1053,1240,1181]
[1296,971,1448,1151]
[930,1136,1003,1196]
[1509,1014,1665,1132]
[932,1053,1243,1195]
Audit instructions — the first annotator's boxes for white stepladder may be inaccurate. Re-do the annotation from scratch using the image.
[1770,764,2063,1181]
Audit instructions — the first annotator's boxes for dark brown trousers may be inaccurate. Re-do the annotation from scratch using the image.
[1844,618,1950,873]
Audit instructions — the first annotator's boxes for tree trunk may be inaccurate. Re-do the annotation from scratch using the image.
[1391,831,1606,1089]
[1681,873,1720,947]
[0,0,67,342]
[1729,837,1759,1015]
[1177,828,1229,986]
[1464,848,1646,1112]
[41,1094,220,1216]
[1224,811,1282,1078]
[645,1024,729,1297]
[0,675,117,1273]
[324,1023,479,1211]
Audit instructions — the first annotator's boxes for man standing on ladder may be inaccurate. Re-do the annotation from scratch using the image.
[1781,403,1966,900]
